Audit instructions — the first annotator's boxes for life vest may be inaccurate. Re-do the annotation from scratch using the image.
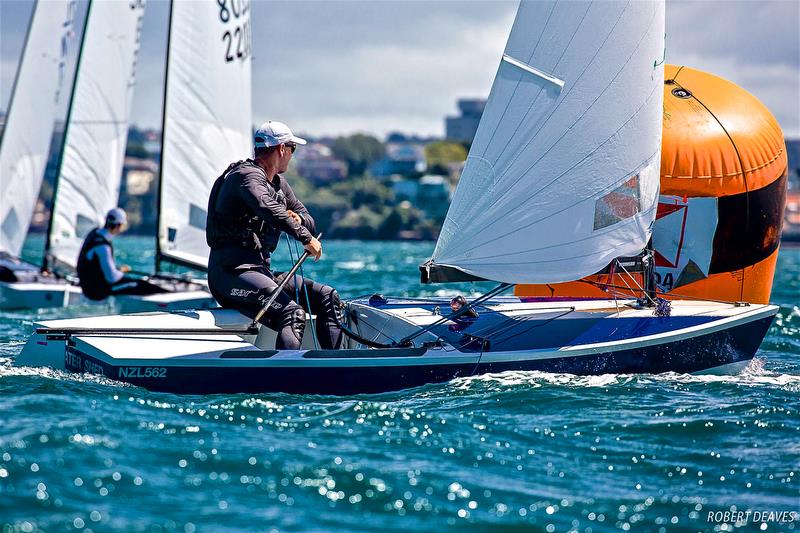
[205,160,283,254]
[76,228,113,300]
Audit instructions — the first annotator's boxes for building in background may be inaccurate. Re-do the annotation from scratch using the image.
[445,98,486,144]
[783,139,800,243]
[389,177,419,202]
[122,157,158,196]
[370,143,427,178]
[417,174,451,220]
[294,143,348,185]
[786,139,800,189]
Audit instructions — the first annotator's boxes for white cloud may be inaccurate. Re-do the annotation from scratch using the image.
[2,0,798,139]
[666,0,800,136]
[254,4,515,136]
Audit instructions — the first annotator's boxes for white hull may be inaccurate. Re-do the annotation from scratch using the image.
[15,297,778,395]
[0,281,84,310]
[114,290,217,314]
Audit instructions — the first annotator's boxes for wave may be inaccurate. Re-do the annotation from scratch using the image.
[444,357,800,393]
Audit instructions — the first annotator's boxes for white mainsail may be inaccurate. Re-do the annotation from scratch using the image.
[0,0,78,258]
[158,0,253,270]
[46,0,146,270]
[430,0,665,284]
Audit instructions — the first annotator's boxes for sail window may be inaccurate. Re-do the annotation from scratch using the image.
[75,214,95,239]
[2,209,20,241]
[189,204,207,231]
[593,175,642,230]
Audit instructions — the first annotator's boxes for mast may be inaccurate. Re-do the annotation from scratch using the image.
[41,0,91,273]
[153,0,174,275]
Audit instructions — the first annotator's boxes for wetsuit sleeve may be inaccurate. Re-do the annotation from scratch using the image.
[283,181,317,236]
[239,168,313,245]
[89,244,124,284]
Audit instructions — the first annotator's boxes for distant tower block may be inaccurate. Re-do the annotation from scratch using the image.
[446,99,486,144]
[516,64,788,304]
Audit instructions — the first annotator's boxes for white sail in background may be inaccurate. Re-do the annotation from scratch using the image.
[47,0,146,269]
[431,0,665,284]
[0,0,78,258]
[158,0,253,269]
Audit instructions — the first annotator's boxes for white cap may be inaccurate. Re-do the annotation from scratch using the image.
[106,207,127,226]
[254,121,307,148]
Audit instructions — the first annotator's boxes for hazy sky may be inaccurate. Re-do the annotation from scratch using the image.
[1,0,798,138]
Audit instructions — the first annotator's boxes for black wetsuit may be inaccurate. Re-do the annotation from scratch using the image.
[76,228,167,301]
[206,160,342,350]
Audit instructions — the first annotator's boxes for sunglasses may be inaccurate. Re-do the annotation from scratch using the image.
[285,143,297,153]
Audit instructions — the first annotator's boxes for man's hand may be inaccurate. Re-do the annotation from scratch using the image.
[287,209,302,226]
[304,237,322,261]
[120,265,131,273]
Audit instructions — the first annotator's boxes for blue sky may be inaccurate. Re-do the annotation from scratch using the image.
[1,0,798,138]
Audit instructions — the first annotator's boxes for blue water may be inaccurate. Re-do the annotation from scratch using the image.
[1,236,798,532]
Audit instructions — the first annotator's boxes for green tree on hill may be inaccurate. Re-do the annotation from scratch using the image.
[331,178,394,209]
[424,141,467,175]
[330,134,385,176]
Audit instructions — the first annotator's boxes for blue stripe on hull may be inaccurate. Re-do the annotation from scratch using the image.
[66,316,774,395]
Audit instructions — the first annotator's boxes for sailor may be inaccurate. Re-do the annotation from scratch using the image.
[76,207,168,300]
[206,121,343,350]
[450,295,479,318]
[448,295,479,332]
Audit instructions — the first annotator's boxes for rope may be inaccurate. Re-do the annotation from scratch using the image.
[281,235,319,349]
[291,236,320,350]
[580,279,741,306]
[394,282,513,346]
[614,258,657,306]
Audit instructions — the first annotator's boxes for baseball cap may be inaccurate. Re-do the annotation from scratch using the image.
[106,207,127,226]
[253,121,307,148]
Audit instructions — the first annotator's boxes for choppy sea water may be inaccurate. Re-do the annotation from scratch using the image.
[1,236,798,532]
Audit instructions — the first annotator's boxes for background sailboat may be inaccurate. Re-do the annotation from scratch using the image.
[44,0,146,276]
[155,0,253,271]
[115,0,253,312]
[0,0,82,309]
[26,0,252,313]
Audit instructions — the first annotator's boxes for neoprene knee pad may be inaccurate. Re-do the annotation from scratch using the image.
[320,286,341,314]
[283,305,306,344]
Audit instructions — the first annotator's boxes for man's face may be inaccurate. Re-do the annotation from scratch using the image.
[277,142,297,173]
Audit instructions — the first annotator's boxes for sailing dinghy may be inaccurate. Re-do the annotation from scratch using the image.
[39,0,216,312]
[0,0,82,309]
[39,0,252,314]
[16,0,778,394]
[114,0,254,313]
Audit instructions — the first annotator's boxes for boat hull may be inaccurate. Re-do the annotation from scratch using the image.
[114,289,217,313]
[25,302,776,395]
[0,281,85,310]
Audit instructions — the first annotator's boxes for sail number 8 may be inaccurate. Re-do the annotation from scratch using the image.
[218,0,251,63]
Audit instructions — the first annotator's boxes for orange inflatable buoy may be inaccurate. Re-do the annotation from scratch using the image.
[516,64,788,304]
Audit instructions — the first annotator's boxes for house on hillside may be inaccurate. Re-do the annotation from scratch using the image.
[294,143,347,184]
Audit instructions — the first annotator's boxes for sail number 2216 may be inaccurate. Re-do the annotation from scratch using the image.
[218,0,251,63]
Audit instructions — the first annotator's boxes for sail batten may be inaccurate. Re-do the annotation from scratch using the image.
[429,0,665,284]
[501,55,564,89]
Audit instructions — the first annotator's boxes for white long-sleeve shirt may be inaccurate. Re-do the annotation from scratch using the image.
[85,228,124,284]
